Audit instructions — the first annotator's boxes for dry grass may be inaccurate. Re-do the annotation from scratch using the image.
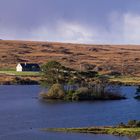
[110,76,140,85]
[0,40,139,76]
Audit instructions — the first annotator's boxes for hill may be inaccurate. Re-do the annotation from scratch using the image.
[0,40,140,76]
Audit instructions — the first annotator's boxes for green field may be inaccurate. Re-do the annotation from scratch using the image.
[0,71,40,76]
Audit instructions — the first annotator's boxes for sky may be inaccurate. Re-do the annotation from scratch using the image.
[0,0,140,44]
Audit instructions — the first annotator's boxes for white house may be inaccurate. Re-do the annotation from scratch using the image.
[16,63,40,72]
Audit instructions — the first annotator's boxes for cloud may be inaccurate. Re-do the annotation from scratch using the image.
[124,13,140,44]
[30,12,140,44]
[55,22,94,43]
[1,12,140,45]
[28,19,124,44]
[105,12,140,44]
[30,21,97,43]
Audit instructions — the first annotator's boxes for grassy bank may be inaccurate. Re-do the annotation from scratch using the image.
[43,127,140,136]
[43,120,140,136]
[0,71,140,86]
[109,76,140,85]
[0,75,41,85]
[0,71,40,76]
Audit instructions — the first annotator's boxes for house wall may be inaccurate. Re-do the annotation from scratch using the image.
[16,64,22,72]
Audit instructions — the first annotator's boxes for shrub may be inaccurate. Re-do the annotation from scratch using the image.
[13,77,21,84]
[72,87,92,101]
[136,121,140,127]
[12,77,38,85]
[65,91,74,100]
[40,84,65,100]
[117,122,127,128]
[71,86,126,101]
[128,120,137,127]
[108,71,121,76]
[127,120,140,128]
[79,71,98,78]
[117,120,140,128]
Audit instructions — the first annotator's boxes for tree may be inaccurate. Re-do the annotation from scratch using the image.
[41,61,99,89]
[41,61,66,87]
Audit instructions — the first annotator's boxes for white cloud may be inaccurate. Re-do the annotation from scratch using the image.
[29,20,124,44]
[30,21,98,44]
[1,13,140,45]
[56,22,94,43]
[124,13,140,44]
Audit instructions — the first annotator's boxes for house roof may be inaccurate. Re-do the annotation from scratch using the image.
[19,63,40,69]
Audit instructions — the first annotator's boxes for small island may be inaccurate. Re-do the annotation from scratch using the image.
[42,120,140,137]
[40,61,126,101]
[40,65,140,100]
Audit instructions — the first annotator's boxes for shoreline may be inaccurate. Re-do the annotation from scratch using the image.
[109,76,140,86]
[42,126,140,137]
[0,74,40,85]
[0,74,139,86]
[0,82,139,86]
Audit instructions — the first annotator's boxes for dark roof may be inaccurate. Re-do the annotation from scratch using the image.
[20,63,40,69]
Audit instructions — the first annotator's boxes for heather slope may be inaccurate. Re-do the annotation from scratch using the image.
[0,40,139,76]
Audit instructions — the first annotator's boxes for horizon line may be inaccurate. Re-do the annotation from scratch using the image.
[1,39,140,46]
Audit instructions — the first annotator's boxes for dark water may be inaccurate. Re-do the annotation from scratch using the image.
[0,85,139,140]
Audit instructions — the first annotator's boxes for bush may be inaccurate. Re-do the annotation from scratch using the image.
[108,71,121,76]
[127,120,140,128]
[40,84,65,100]
[72,87,92,101]
[12,77,38,85]
[79,71,98,78]
[128,120,137,127]
[117,122,127,128]
[71,87,126,101]
[136,121,140,127]
[117,120,140,128]
[65,90,75,100]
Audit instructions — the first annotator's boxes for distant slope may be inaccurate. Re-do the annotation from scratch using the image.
[0,40,140,76]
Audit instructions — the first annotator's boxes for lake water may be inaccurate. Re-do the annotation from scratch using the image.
[0,85,139,140]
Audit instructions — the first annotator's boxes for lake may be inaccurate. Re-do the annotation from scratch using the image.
[0,85,139,140]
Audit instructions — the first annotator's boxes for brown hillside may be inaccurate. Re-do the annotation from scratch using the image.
[0,40,140,76]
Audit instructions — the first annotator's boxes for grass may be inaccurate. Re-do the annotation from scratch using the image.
[0,40,140,77]
[42,127,140,136]
[109,76,140,85]
[0,71,40,76]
